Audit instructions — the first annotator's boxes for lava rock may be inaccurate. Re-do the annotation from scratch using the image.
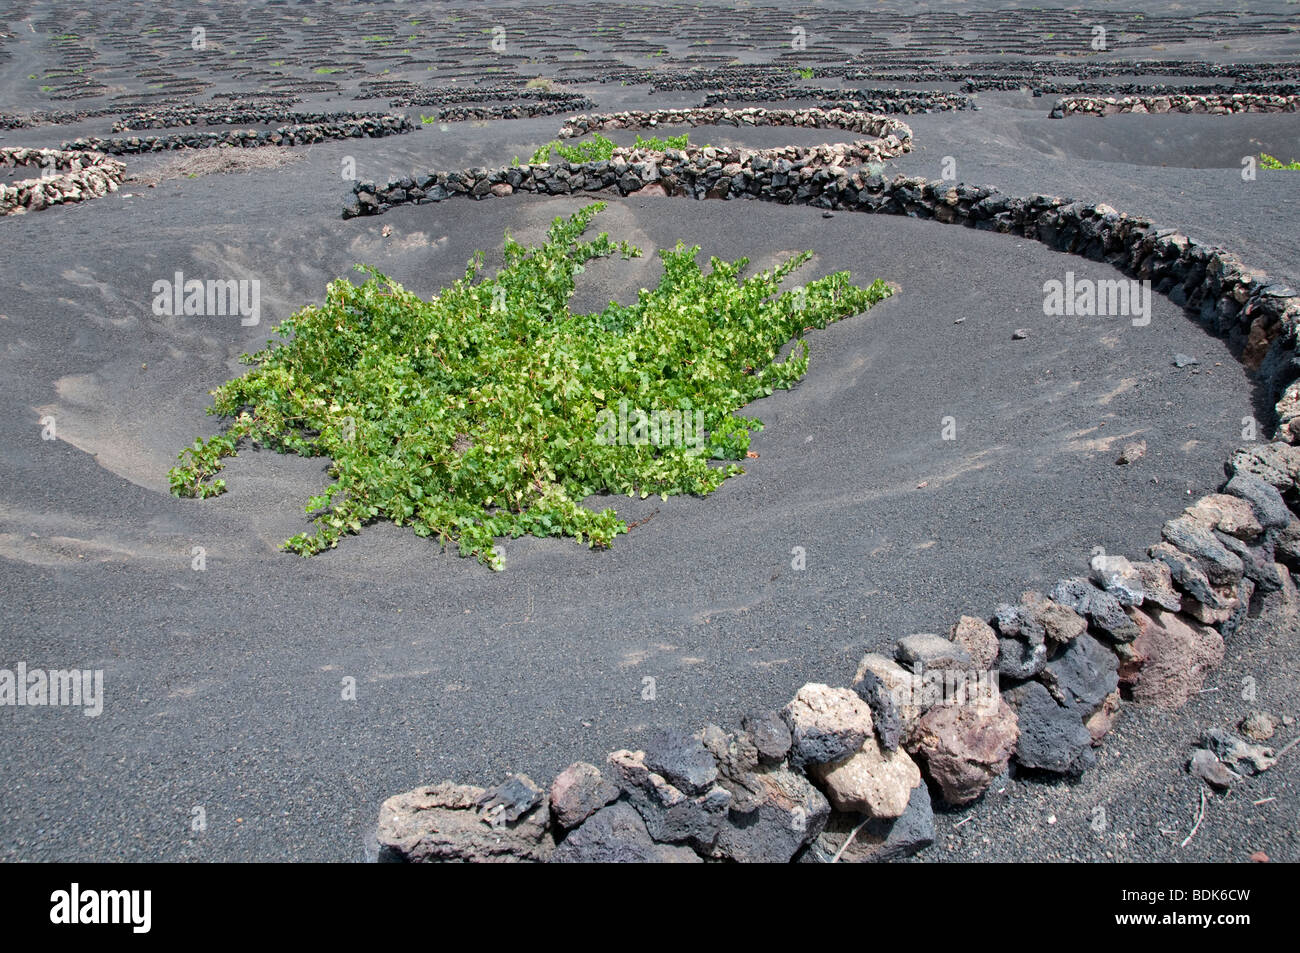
[1148,542,1230,609]
[1022,591,1088,643]
[808,734,922,818]
[911,697,1019,805]
[549,762,621,830]
[853,669,903,751]
[1132,559,1183,611]
[855,653,924,741]
[800,782,935,863]
[1050,577,1140,641]
[550,802,702,863]
[377,781,554,862]
[949,615,999,669]
[1119,606,1225,709]
[477,774,545,825]
[606,750,730,851]
[1040,632,1120,713]
[642,728,718,796]
[710,765,830,863]
[700,724,765,813]
[1227,442,1300,492]
[994,602,1049,678]
[782,683,874,769]
[1161,516,1245,587]
[1003,681,1095,776]
[1224,473,1293,529]
[742,710,792,764]
[1185,493,1264,540]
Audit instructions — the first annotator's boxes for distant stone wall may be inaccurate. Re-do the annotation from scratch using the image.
[0,147,125,216]
[110,105,400,131]
[360,109,1300,863]
[1050,92,1300,118]
[555,105,914,142]
[701,88,975,113]
[63,113,413,155]
[418,101,593,122]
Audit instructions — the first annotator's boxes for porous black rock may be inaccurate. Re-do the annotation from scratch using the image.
[1004,681,1095,776]
[742,710,791,764]
[643,728,718,796]
[550,802,702,863]
[853,670,902,751]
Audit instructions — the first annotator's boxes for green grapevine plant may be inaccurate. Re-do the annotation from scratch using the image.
[169,203,891,568]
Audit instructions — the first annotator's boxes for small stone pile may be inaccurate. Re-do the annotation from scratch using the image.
[0,147,125,216]
[1050,92,1300,118]
[63,114,412,155]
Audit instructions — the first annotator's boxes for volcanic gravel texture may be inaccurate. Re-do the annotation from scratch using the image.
[0,0,1297,863]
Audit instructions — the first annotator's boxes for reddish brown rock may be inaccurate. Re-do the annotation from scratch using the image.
[911,697,1019,805]
[1120,606,1224,709]
[1085,690,1122,744]
[949,615,998,669]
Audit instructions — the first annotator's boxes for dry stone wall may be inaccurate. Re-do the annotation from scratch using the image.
[0,147,125,216]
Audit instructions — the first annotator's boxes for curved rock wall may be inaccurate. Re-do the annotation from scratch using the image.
[0,147,125,216]
[1050,92,1300,117]
[62,113,413,154]
[357,111,1300,864]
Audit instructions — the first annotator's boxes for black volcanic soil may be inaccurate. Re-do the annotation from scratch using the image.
[0,0,1297,863]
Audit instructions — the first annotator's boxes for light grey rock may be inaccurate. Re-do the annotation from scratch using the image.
[1090,554,1145,605]
[377,781,554,862]
[895,633,972,671]
[1188,748,1238,791]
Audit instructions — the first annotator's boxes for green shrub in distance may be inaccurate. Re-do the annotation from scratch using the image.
[522,132,692,165]
[1260,153,1300,170]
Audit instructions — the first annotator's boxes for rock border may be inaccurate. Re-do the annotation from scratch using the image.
[360,107,1300,862]
[62,113,413,155]
[1049,92,1300,118]
[0,147,125,216]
